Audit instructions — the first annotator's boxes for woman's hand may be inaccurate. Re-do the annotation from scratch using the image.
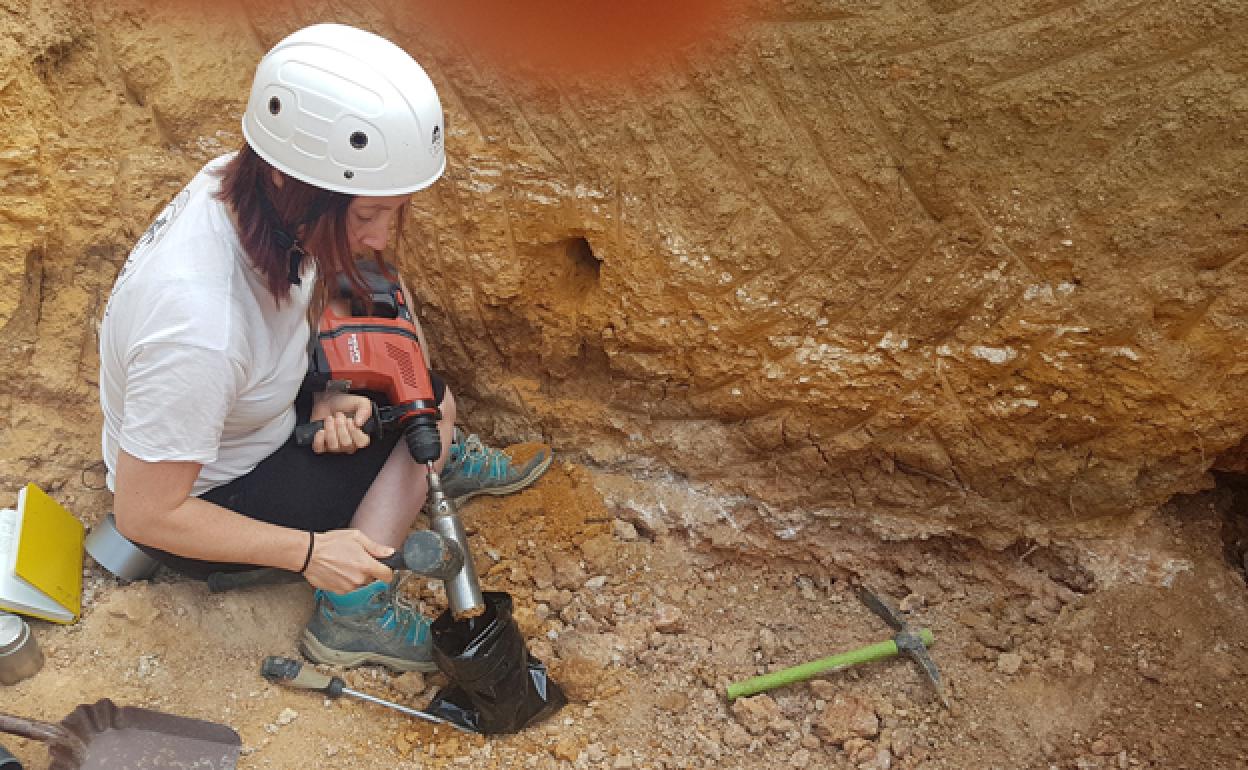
[309,392,373,454]
[300,528,395,593]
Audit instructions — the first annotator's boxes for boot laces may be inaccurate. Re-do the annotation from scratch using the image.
[454,432,510,474]
[377,577,429,643]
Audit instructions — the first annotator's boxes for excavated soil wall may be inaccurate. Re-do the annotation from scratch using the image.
[2,0,1247,552]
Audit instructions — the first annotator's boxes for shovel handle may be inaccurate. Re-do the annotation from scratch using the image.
[725,628,935,700]
[0,713,88,764]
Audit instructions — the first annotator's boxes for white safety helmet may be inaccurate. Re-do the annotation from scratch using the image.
[241,23,445,196]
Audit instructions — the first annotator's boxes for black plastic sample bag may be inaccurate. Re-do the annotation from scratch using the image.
[427,592,567,734]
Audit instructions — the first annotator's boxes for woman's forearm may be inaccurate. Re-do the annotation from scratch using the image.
[112,450,306,571]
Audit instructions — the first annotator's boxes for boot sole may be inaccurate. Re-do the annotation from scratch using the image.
[299,629,439,673]
[450,452,554,505]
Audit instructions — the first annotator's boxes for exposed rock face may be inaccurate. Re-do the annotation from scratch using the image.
[2,1,1246,550]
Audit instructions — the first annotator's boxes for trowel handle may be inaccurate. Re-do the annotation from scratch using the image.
[725,628,935,700]
[0,713,68,744]
[261,656,345,698]
[0,712,88,765]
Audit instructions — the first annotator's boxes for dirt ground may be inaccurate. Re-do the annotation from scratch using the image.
[4,461,1248,769]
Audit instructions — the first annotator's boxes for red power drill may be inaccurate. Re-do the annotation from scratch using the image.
[295,263,486,618]
[295,265,441,462]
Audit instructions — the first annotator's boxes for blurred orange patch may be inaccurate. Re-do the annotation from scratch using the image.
[413,1,742,78]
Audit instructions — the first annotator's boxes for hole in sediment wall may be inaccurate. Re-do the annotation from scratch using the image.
[1212,471,1248,575]
[564,236,601,282]
[529,236,602,305]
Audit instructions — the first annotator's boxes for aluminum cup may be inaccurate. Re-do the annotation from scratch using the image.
[0,612,43,686]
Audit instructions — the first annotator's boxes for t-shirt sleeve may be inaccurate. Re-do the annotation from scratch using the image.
[118,342,240,465]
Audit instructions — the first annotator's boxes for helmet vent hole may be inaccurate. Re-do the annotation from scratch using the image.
[268,96,281,115]
[343,170,355,180]
[349,131,369,149]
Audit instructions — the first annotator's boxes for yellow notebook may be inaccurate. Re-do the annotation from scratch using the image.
[0,483,84,624]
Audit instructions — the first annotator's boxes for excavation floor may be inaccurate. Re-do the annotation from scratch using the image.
[4,463,1246,769]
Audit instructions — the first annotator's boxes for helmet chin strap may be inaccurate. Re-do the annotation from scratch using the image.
[256,186,317,286]
[272,227,307,287]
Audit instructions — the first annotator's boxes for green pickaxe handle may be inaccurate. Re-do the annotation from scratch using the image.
[725,627,935,700]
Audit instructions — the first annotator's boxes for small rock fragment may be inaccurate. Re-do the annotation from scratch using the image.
[731,694,783,735]
[1024,599,1050,623]
[1136,655,1164,682]
[891,728,915,758]
[813,695,879,745]
[844,737,877,764]
[1091,735,1122,756]
[654,604,685,633]
[1071,652,1096,675]
[956,610,992,630]
[997,652,1023,675]
[612,519,639,541]
[758,628,779,659]
[552,737,581,761]
[975,628,1011,651]
[899,593,925,612]
[549,551,587,591]
[530,558,555,590]
[796,576,819,601]
[657,691,690,713]
[722,722,752,747]
[392,671,425,697]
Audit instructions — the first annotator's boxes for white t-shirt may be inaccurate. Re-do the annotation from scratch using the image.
[99,154,315,496]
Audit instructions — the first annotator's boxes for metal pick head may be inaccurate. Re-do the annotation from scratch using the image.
[895,629,950,709]
[859,585,950,709]
[857,585,907,631]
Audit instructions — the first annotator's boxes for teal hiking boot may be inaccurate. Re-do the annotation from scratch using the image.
[438,428,553,506]
[300,580,436,672]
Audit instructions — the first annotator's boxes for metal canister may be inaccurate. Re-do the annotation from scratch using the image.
[0,612,43,686]
[84,512,160,581]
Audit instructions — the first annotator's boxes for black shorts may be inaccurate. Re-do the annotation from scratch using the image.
[144,373,446,577]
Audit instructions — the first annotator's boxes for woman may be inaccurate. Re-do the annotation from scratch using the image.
[98,23,547,672]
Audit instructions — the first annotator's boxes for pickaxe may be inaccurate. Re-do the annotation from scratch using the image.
[724,585,948,707]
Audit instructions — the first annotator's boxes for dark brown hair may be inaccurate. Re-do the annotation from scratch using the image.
[216,144,392,305]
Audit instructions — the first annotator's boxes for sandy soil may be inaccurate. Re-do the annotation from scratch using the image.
[3,462,1248,769]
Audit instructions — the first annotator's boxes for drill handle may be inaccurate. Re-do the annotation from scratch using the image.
[261,656,345,698]
[293,403,382,447]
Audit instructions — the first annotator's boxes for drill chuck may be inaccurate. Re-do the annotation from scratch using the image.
[404,416,443,464]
